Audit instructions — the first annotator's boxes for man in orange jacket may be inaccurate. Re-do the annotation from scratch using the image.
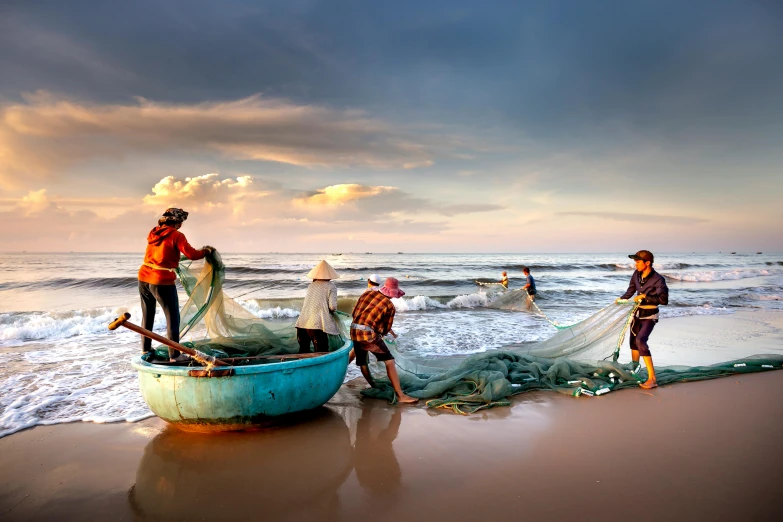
[138,208,213,362]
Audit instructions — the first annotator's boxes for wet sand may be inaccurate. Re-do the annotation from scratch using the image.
[1,312,782,521]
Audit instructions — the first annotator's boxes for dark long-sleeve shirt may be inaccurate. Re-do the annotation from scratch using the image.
[621,269,669,318]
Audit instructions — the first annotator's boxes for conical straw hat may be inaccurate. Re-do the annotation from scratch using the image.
[306,260,340,280]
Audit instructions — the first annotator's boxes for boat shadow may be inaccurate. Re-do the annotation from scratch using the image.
[127,407,353,521]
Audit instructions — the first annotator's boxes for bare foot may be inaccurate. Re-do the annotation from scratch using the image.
[397,394,419,404]
[639,380,658,389]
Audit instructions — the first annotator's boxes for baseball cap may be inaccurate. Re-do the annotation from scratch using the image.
[628,250,654,263]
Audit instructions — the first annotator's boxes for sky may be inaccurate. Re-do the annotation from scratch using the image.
[1,0,781,253]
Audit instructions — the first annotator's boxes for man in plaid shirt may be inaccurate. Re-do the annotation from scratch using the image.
[351,277,418,404]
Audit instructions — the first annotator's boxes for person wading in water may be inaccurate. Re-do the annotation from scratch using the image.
[617,250,669,389]
[137,208,213,362]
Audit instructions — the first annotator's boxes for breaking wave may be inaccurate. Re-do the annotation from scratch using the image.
[663,269,775,282]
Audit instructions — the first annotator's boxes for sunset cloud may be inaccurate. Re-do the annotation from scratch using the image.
[293,184,395,208]
[556,211,709,225]
[19,189,50,215]
[0,177,457,251]
[292,183,504,220]
[0,93,478,187]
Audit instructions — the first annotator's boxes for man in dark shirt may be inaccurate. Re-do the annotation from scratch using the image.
[523,267,536,298]
[521,267,537,310]
[617,250,669,389]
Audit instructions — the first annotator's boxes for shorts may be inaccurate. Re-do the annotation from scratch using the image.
[630,317,657,357]
[353,338,395,366]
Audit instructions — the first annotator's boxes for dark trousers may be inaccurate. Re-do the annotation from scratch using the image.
[296,328,329,354]
[139,281,180,358]
[630,318,656,357]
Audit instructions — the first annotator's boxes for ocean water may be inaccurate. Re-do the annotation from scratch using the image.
[1,252,782,437]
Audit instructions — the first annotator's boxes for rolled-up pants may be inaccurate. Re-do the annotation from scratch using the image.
[296,328,330,354]
[630,317,656,357]
[138,281,180,358]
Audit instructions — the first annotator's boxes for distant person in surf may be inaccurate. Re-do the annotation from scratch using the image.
[138,208,213,362]
[350,277,418,404]
[500,271,509,289]
[295,260,341,354]
[616,250,669,389]
[522,267,536,299]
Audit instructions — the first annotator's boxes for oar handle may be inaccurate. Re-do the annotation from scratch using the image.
[107,313,229,367]
[108,312,131,331]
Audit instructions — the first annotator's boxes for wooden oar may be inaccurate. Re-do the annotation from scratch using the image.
[108,312,229,367]
[218,353,327,364]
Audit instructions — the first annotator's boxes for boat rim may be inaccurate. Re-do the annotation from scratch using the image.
[131,338,352,377]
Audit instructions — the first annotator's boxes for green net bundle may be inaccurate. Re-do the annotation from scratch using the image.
[158,254,782,413]
[364,292,783,413]
[150,251,348,360]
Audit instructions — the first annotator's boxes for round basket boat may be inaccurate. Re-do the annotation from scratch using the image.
[131,339,352,432]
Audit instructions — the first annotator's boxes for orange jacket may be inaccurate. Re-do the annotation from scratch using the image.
[137,226,206,285]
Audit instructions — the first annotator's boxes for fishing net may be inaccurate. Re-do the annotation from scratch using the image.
[150,251,348,360]
[489,289,568,328]
[152,253,782,414]
[363,290,783,413]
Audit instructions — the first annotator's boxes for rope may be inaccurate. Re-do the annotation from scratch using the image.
[475,281,507,287]
[230,282,277,300]
[525,294,566,329]
[611,300,640,363]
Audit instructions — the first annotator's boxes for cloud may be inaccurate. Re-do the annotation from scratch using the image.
[0,177,457,251]
[438,203,503,217]
[293,183,504,220]
[19,189,50,215]
[293,184,395,208]
[142,173,270,218]
[0,175,503,251]
[139,175,469,234]
[0,93,488,187]
[556,211,709,225]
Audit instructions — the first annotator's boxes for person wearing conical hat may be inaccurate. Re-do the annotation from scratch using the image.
[350,277,417,404]
[295,260,340,354]
[138,208,214,362]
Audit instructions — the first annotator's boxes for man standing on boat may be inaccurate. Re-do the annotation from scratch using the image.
[351,278,418,404]
[617,250,669,389]
[138,208,213,362]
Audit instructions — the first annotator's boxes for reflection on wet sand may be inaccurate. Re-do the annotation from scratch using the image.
[355,404,403,498]
[128,407,352,521]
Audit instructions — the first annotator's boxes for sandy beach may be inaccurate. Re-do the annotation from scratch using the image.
[2,311,782,522]
[3,1,782,519]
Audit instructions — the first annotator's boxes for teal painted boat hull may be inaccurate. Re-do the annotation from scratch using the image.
[131,340,352,432]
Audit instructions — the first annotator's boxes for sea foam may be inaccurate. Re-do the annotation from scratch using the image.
[0,306,163,343]
[391,291,492,312]
[663,269,774,282]
[0,335,154,438]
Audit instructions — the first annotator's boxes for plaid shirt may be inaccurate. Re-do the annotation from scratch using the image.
[350,289,396,342]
